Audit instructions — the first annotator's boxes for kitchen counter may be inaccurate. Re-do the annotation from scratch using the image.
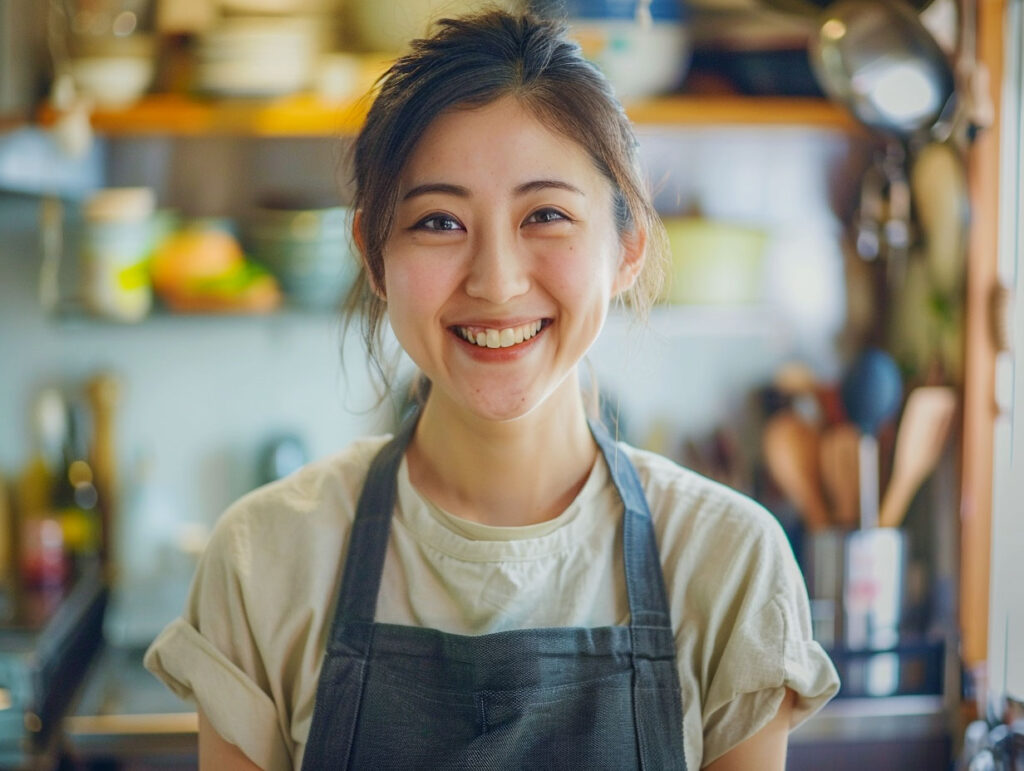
[62,645,196,767]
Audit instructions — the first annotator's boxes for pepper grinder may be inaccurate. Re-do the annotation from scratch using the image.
[85,373,120,583]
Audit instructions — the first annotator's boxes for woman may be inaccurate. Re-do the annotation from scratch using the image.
[145,10,839,770]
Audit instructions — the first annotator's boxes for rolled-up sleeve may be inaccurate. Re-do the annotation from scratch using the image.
[144,505,292,771]
[698,515,840,766]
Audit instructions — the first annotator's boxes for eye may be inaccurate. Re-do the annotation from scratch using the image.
[413,213,464,232]
[524,207,571,226]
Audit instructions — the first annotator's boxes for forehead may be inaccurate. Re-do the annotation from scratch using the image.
[399,96,610,193]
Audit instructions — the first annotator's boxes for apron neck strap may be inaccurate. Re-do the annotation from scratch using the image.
[333,410,419,626]
[334,409,673,630]
[588,418,674,628]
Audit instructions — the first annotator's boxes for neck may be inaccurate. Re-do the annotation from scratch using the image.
[406,375,598,527]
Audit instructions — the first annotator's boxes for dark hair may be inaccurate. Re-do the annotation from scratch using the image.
[345,8,668,390]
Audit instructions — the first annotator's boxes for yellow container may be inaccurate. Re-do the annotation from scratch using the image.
[662,217,767,305]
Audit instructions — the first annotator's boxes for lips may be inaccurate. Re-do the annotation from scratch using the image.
[453,320,547,349]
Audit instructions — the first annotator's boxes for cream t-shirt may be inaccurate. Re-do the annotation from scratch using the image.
[144,435,839,770]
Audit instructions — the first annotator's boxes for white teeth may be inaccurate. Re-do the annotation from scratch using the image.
[457,321,545,349]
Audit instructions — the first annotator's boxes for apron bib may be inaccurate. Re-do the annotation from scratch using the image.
[302,415,686,770]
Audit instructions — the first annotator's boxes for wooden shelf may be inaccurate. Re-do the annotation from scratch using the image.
[626,96,861,132]
[39,93,370,137]
[38,94,861,138]
[0,114,29,133]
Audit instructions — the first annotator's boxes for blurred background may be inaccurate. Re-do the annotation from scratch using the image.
[0,0,1022,768]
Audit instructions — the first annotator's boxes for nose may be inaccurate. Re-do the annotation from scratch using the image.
[463,227,530,304]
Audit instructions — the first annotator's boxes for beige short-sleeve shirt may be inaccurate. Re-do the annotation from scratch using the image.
[145,435,839,770]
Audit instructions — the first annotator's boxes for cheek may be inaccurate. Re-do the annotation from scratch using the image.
[383,254,455,321]
[542,238,620,301]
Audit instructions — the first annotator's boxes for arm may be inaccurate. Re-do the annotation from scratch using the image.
[199,710,265,771]
[703,688,796,771]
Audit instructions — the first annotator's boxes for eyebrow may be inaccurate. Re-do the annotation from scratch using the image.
[401,179,586,201]
[514,179,586,197]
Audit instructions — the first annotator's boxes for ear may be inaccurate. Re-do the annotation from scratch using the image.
[612,227,647,296]
[352,209,386,300]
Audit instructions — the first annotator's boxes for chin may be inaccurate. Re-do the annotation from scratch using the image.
[461,394,540,424]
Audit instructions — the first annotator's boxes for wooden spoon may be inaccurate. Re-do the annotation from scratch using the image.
[819,422,860,529]
[879,386,957,528]
[762,410,831,532]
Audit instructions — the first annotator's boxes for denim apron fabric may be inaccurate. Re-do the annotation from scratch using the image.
[302,414,686,770]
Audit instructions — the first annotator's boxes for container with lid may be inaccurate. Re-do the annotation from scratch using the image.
[80,187,157,322]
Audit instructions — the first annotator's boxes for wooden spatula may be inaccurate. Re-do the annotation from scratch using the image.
[763,410,831,532]
[819,422,860,529]
[878,386,957,528]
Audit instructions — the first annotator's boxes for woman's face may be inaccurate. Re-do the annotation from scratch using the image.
[381,96,642,423]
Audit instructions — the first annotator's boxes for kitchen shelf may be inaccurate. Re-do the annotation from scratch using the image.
[0,114,28,133]
[626,96,861,133]
[38,93,370,137]
[38,94,861,138]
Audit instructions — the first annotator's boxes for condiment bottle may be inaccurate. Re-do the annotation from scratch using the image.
[80,187,156,322]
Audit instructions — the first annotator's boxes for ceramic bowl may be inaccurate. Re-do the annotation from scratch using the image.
[245,205,358,310]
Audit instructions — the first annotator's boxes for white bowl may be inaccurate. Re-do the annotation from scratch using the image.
[570,19,691,101]
[70,55,155,108]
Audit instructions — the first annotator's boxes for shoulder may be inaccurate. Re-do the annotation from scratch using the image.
[618,443,803,636]
[620,443,787,558]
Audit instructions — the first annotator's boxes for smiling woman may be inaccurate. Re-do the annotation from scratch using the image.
[384,97,637,432]
[143,10,839,771]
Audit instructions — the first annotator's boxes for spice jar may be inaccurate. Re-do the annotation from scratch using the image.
[80,187,156,321]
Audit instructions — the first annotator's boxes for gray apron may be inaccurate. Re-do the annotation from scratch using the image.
[302,414,686,770]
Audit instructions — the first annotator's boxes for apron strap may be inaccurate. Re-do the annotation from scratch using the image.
[330,412,675,644]
[589,419,674,629]
[332,411,420,638]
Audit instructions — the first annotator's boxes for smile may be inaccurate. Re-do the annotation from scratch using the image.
[453,320,547,349]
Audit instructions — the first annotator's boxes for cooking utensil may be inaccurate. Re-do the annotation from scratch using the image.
[878,386,956,528]
[809,0,955,290]
[880,142,912,286]
[910,140,969,296]
[840,348,903,529]
[808,0,955,137]
[819,422,860,529]
[762,410,831,532]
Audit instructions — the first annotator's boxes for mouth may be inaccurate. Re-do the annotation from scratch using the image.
[452,319,551,349]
